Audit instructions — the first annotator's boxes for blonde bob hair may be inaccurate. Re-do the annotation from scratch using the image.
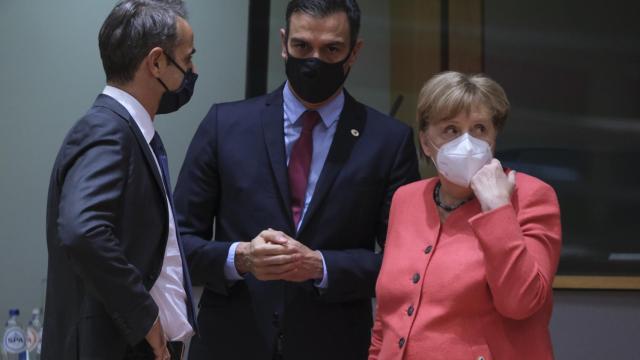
[416,71,510,132]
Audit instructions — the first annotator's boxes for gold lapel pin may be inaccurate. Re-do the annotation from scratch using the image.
[350,129,360,137]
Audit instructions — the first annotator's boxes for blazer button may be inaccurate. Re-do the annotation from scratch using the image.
[407,305,414,316]
[398,337,406,348]
[412,273,420,284]
[477,357,485,360]
[272,312,280,327]
[424,245,433,254]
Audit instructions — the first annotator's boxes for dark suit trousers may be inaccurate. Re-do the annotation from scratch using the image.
[124,340,185,360]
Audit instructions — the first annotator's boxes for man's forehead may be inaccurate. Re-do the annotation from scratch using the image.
[176,17,194,47]
[288,11,350,41]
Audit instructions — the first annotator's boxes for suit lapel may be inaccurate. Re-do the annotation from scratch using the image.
[297,91,365,236]
[261,87,296,231]
[95,95,197,328]
[94,94,167,199]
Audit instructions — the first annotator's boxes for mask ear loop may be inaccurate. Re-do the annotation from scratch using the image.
[156,51,187,91]
[164,52,187,74]
[339,43,357,76]
[427,136,441,153]
[425,136,441,170]
[157,78,170,91]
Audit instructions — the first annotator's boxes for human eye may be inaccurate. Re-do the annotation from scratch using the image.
[293,41,308,50]
[444,125,458,135]
[474,123,486,134]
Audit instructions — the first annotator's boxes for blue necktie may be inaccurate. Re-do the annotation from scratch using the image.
[150,133,173,198]
[148,132,197,329]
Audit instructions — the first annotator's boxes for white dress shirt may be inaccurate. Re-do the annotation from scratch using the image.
[102,85,194,342]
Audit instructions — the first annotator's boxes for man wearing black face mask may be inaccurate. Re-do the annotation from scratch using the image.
[157,52,198,114]
[175,1,419,359]
[43,1,197,359]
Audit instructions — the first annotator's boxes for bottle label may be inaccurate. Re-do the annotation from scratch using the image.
[38,328,43,354]
[27,326,40,351]
[3,326,27,353]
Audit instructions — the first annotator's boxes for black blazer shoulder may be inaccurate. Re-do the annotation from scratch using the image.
[55,96,133,163]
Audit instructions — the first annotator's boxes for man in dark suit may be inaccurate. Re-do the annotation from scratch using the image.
[43,1,198,359]
[174,1,420,359]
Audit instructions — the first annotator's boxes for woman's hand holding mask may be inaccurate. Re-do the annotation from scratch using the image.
[470,159,516,212]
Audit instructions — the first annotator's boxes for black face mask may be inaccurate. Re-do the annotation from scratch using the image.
[156,53,198,114]
[285,50,351,104]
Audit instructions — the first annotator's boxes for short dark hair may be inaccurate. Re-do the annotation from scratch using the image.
[98,0,187,84]
[285,0,361,48]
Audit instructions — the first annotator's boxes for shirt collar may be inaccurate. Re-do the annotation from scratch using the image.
[102,85,155,144]
[283,81,344,128]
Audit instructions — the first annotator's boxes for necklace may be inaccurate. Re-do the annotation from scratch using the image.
[433,182,471,212]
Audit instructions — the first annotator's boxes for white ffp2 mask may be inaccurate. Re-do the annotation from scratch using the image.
[432,133,493,187]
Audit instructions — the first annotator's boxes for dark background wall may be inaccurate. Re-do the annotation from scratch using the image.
[485,1,640,358]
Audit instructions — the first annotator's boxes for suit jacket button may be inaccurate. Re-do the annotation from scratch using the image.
[424,245,433,254]
[412,273,420,284]
[399,337,406,348]
[407,305,414,316]
[272,312,280,327]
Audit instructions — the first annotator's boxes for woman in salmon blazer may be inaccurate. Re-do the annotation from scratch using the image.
[369,72,562,360]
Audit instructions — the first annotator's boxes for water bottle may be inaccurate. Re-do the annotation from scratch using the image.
[2,309,28,360]
[26,309,41,360]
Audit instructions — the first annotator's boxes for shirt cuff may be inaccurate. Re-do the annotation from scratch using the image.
[224,242,245,281]
[313,251,329,289]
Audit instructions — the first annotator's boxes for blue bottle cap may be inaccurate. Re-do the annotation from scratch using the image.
[9,308,19,316]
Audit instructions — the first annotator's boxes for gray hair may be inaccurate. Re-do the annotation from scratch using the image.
[417,71,510,132]
[98,0,188,84]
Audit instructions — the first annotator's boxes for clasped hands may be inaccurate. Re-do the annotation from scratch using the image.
[235,229,324,282]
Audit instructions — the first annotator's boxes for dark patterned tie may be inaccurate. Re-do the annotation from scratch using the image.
[288,111,321,228]
[148,131,197,329]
